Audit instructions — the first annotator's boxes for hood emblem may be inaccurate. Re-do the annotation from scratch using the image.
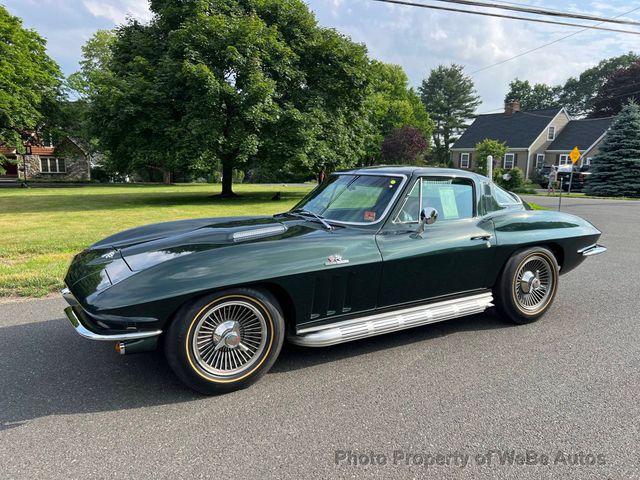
[325,254,349,266]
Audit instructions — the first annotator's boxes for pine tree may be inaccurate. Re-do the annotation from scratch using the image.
[585,102,640,197]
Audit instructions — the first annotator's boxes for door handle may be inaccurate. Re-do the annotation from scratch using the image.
[470,234,493,241]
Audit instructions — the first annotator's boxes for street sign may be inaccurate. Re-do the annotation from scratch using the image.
[569,146,581,164]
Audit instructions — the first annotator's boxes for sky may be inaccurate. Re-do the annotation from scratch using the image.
[3,0,639,112]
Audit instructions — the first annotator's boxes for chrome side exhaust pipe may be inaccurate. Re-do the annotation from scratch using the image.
[116,337,159,355]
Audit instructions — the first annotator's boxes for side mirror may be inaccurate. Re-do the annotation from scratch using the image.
[416,207,438,235]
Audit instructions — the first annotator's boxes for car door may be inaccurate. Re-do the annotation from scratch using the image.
[375,175,497,308]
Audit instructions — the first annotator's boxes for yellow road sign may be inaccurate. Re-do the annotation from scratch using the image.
[569,146,581,164]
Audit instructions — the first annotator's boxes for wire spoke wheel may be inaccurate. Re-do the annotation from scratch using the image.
[192,300,267,377]
[513,255,554,313]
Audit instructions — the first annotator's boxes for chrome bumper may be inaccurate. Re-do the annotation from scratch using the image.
[578,244,607,257]
[62,288,162,341]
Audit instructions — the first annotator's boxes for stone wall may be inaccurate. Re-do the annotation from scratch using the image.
[19,149,91,181]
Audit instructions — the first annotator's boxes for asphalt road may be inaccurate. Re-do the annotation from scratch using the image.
[1,196,638,479]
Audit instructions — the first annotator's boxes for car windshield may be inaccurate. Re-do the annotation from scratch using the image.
[292,174,404,224]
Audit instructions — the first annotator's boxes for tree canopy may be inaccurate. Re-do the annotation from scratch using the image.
[590,61,640,118]
[0,5,62,164]
[381,126,428,164]
[584,102,640,197]
[419,64,480,165]
[560,52,639,117]
[85,0,378,194]
[363,61,431,165]
[504,79,561,111]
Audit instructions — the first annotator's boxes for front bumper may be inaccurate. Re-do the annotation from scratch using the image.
[578,244,607,257]
[62,288,162,341]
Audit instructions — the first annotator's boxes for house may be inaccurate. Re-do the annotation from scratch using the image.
[546,117,613,168]
[450,101,613,178]
[0,136,92,182]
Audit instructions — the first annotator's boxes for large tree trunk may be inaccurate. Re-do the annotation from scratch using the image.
[220,159,237,197]
[163,170,172,184]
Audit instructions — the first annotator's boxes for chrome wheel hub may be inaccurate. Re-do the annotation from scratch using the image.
[192,300,267,377]
[213,320,242,349]
[514,256,553,312]
[520,271,541,294]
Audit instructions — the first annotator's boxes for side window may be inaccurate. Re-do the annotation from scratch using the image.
[395,181,420,223]
[494,185,520,206]
[396,177,475,223]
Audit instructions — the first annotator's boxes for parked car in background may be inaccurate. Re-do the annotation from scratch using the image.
[557,164,592,192]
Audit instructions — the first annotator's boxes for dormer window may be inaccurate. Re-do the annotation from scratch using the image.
[547,126,556,141]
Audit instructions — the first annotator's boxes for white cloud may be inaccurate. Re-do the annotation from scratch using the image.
[309,0,639,111]
[83,0,152,24]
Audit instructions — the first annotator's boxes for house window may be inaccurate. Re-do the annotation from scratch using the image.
[535,154,545,168]
[559,154,570,166]
[460,153,470,169]
[547,126,556,141]
[503,153,515,169]
[40,157,66,173]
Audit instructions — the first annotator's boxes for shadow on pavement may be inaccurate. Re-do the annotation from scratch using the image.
[0,311,512,430]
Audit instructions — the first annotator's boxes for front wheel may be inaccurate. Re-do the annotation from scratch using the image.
[165,288,285,394]
[494,247,559,324]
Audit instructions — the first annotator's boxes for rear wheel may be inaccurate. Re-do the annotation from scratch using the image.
[495,247,559,324]
[165,288,285,394]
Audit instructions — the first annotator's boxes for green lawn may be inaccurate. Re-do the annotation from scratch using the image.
[531,192,640,200]
[0,184,312,298]
[0,183,548,298]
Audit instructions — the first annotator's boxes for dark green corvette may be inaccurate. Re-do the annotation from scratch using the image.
[62,167,606,394]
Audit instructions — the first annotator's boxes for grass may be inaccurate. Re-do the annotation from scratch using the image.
[0,183,312,298]
[528,203,547,210]
[530,191,640,200]
[0,183,551,298]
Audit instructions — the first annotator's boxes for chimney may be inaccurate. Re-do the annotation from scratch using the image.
[505,100,521,115]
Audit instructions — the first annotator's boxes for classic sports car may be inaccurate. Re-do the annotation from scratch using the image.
[62,167,606,394]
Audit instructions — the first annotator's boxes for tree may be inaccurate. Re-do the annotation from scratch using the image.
[381,126,428,164]
[419,64,480,165]
[560,52,639,117]
[0,6,62,171]
[590,61,640,118]
[87,0,373,194]
[474,139,507,176]
[584,102,640,197]
[504,79,560,110]
[67,30,116,98]
[363,61,432,165]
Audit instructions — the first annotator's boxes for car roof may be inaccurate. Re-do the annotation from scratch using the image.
[340,165,488,181]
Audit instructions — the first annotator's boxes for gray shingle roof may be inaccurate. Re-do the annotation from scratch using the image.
[452,107,563,149]
[547,117,613,151]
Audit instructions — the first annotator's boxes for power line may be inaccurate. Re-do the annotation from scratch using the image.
[430,0,640,26]
[370,0,640,35]
[470,5,640,75]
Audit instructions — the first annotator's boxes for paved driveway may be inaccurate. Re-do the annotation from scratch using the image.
[1,196,638,479]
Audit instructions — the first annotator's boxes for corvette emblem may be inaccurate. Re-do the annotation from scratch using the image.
[325,254,349,266]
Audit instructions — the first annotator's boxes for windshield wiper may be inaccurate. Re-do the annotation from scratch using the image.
[289,209,334,231]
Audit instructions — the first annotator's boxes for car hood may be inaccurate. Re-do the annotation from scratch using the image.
[94,216,296,271]
[65,215,310,290]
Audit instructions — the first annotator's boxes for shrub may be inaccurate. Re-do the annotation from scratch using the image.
[494,167,525,191]
[474,139,508,176]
